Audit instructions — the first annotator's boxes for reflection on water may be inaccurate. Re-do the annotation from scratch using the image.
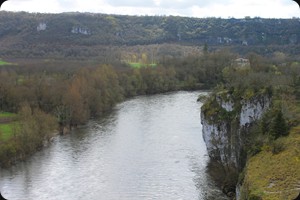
[0,91,227,200]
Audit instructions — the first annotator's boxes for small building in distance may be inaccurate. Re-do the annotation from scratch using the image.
[233,58,250,67]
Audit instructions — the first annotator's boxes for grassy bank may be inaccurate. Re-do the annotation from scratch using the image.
[0,59,14,66]
[0,112,17,141]
[241,126,300,200]
[0,108,57,168]
[0,123,15,141]
[128,62,157,68]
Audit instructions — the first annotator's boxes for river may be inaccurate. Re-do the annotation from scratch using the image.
[0,91,227,200]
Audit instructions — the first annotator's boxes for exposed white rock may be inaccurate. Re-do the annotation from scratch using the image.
[224,37,232,44]
[37,23,47,31]
[236,184,241,200]
[201,113,236,166]
[71,26,91,35]
[201,94,271,168]
[240,96,270,127]
[216,95,234,112]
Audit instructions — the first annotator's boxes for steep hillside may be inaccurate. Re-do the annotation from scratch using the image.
[239,127,300,200]
[1,12,300,59]
[200,54,300,199]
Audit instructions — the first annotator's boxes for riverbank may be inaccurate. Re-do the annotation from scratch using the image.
[0,112,17,141]
[0,91,227,200]
[0,49,234,168]
[0,106,57,168]
[0,88,207,168]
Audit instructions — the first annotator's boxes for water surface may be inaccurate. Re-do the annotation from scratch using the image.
[0,91,227,200]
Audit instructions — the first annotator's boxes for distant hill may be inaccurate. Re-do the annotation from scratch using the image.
[0,11,300,59]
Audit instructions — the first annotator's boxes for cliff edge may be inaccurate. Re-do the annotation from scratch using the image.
[201,87,300,200]
[200,88,271,198]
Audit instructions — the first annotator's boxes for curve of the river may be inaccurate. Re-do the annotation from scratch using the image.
[0,91,227,200]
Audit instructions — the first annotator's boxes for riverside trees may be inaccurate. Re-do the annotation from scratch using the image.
[0,49,295,167]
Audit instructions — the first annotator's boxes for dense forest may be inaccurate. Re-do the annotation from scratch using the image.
[1,12,300,60]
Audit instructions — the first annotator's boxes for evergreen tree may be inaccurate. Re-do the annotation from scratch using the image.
[271,110,288,139]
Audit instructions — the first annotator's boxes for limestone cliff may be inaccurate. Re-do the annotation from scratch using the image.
[71,26,91,35]
[201,90,271,197]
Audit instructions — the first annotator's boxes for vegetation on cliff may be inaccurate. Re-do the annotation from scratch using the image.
[241,126,300,200]
[201,51,300,199]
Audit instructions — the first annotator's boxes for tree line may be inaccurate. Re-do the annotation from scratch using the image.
[1,48,299,167]
[0,50,234,166]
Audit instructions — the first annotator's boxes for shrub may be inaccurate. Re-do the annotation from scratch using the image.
[249,194,263,200]
[248,189,264,200]
[271,139,285,154]
[0,142,17,167]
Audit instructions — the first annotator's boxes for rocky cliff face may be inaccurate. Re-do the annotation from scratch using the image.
[201,92,271,169]
[239,96,270,127]
[37,22,47,31]
[71,26,91,35]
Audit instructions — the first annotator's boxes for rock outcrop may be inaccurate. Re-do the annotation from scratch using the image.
[37,22,47,31]
[201,90,271,198]
[201,92,270,168]
[71,26,91,35]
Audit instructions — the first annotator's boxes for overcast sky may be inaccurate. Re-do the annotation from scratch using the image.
[1,0,300,18]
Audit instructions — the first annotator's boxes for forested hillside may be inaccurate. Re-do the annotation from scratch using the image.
[1,11,300,59]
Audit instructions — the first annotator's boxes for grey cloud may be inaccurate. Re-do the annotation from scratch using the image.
[58,0,77,8]
[104,0,231,9]
[160,0,206,8]
[105,0,155,7]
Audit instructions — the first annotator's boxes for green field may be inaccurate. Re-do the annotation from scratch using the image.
[0,112,17,141]
[0,59,14,66]
[0,123,15,141]
[129,62,157,68]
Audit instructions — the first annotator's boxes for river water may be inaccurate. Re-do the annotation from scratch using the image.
[0,91,227,200]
